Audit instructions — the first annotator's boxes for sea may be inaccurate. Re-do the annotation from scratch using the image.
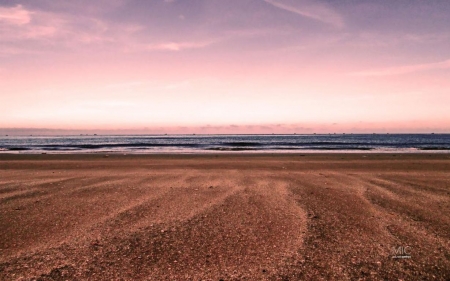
[0,134,449,154]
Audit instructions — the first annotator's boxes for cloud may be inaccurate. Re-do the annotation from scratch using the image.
[0,4,146,56]
[0,3,217,56]
[264,0,344,28]
[144,28,279,53]
[0,5,31,25]
[0,6,77,42]
[224,27,280,38]
[350,59,450,77]
[146,40,217,51]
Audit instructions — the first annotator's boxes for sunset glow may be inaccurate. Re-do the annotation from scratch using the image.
[1,0,449,134]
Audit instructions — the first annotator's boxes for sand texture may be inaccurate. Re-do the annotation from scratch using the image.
[0,154,449,280]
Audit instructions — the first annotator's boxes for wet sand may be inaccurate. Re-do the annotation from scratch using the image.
[0,154,449,280]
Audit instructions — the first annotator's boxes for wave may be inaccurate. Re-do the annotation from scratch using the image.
[418,147,450,151]
[6,147,30,151]
[1,134,449,153]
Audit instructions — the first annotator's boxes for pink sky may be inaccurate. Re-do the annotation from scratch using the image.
[1,0,449,134]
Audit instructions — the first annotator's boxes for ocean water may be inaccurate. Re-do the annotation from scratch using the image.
[0,134,449,154]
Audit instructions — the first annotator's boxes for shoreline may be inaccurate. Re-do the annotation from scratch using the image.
[1,150,450,156]
[1,152,450,158]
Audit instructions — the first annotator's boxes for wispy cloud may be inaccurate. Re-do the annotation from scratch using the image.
[264,0,344,28]
[0,6,87,42]
[0,4,146,56]
[0,5,31,25]
[146,40,217,51]
[0,3,218,56]
[350,59,450,77]
[144,28,281,53]
[224,28,281,38]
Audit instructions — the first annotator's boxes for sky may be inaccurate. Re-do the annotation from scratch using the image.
[0,0,449,134]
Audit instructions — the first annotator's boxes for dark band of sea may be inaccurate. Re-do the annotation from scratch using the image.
[1,134,449,154]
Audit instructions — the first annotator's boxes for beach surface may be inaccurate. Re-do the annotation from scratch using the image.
[0,154,449,280]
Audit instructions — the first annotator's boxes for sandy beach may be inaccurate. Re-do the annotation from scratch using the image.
[0,154,449,280]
